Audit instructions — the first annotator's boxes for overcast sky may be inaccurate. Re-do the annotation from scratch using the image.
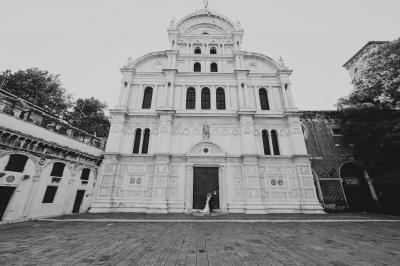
[0,0,399,110]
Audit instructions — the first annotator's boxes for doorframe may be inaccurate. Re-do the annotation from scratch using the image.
[185,162,227,212]
[0,185,17,221]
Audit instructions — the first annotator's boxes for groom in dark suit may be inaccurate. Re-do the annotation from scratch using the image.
[209,191,217,213]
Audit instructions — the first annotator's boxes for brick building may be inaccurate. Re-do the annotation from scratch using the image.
[300,111,377,211]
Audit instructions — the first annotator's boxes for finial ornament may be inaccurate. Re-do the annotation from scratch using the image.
[278,57,285,67]
[204,0,208,9]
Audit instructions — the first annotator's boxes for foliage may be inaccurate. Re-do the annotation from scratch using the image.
[69,97,110,138]
[0,68,73,114]
[338,107,400,214]
[0,68,110,137]
[337,38,400,109]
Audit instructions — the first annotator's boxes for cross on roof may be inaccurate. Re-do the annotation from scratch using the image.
[204,0,208,9]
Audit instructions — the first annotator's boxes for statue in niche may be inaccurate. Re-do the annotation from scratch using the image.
[203,124,210,140]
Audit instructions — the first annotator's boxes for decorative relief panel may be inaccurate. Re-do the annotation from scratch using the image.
[126,190,143,198]
[265,175,286,190]
[170,166,179,176]
[119,165,128,175]
[104,164,117,174]
[125,174,146,190]
[99,187,109,197]
[129,164,145,173]
[155,175,167,186]
[115,187,124,197]
[271,191,287,199]
[247,177,259,187]
[285,166,295,176]
[233,177,244,199]
[304,189,315,199]
[246,165,257,175]
[248,189,259,198]
[267,166,284,174]
[101,175,112,186]
[302,177,314,187]
[157,165,167,174]
[298,165,312,176]
[289,190,299,199]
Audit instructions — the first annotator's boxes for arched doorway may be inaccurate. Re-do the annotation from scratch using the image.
[340,162,373,212]
[0,153,36,221]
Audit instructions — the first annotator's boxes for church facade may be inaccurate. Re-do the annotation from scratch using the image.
[90,8,323,214]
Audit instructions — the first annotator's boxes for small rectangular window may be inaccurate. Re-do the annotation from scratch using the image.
[331,128,342,136]
[42,186,58,203]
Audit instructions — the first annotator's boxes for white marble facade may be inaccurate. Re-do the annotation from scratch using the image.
[90,8,324,214]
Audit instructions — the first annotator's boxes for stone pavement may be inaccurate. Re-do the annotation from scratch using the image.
[0,214,400,266]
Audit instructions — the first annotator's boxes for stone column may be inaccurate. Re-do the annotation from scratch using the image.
[185,164,194,211]
[235,70,249,110]
[211,85,216,110]
[219,164,229,212]
[196,86,201,110]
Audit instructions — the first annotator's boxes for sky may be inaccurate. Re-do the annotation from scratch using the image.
[0,0,399,110]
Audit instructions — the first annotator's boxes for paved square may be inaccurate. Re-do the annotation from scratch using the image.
[0,214,400,265]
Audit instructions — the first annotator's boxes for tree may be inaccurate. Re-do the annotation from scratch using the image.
[0,68,73,114]
[337,38,400,109]
[337,37,400,214]
[338,108,400,214]
[69,97,110,138]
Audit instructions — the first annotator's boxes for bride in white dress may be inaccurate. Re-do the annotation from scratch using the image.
[202,193,212,214]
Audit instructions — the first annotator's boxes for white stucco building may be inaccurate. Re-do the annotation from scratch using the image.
[90,7,323,214]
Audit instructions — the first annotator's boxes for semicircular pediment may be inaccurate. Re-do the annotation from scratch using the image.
[187,141,226,156]
[176,9,237,35]
[124,51,167,72]
[244,52,287,72]
[184,23,226,35]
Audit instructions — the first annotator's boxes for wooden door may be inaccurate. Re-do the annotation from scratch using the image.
[72,190,85,213]
[0,186,16,221]
[193,167,219,210]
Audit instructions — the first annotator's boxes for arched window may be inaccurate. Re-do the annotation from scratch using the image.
[262,130,271,155]
[186,87,196,109]
[4,154,28,172]
[141,129,150,154]
[201,87,211,109]
[210,62,218,72]
[210,47,217,54]
[142,87,153,109]
[271,130,280,155]
[50,162,66,177]
[259,88,270,110]
[194,62,201,72]
[216,88,226,110]
[80,168,91,181]
[194,47,201,54]
[133,128,142,154]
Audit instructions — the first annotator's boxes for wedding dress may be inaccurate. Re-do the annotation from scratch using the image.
[202,194,212,214]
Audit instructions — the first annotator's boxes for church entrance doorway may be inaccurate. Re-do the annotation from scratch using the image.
[193,167,219,210]
[0,186,16,221]
[72,190,85,213]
